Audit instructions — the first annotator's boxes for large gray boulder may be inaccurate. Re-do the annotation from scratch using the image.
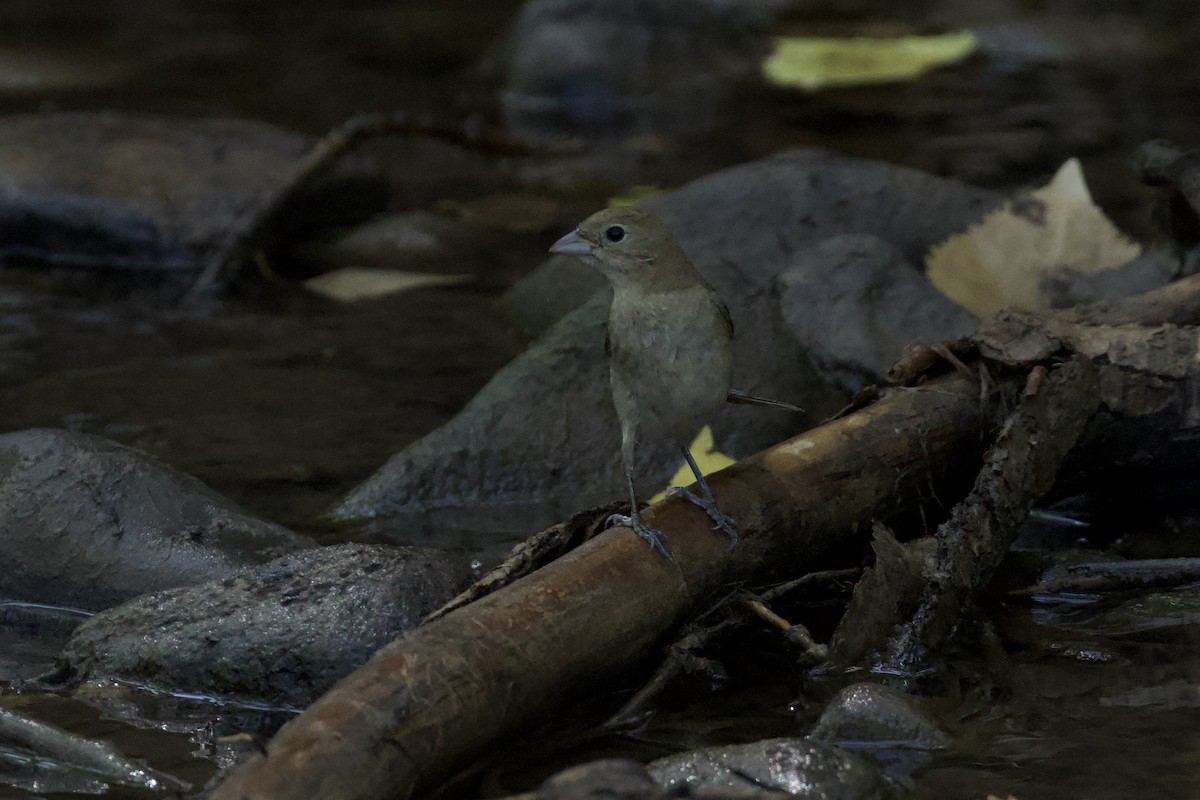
[777,235,978,390]
[57,544,468,708]
[0,429,311,610]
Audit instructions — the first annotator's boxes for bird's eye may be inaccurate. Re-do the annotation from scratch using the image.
[605,225,625,243]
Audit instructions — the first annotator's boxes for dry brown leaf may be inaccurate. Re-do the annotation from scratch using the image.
[926,158,1142,316]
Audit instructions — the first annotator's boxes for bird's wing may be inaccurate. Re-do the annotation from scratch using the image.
[716,296,734,340]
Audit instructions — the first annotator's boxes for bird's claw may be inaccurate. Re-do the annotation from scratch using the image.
[668,487,738,548]
[606,512,672,559]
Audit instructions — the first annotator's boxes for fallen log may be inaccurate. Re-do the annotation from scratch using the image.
[210,372,993,800]
[211,267,1200,800]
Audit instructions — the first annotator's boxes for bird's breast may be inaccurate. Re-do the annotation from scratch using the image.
[606,288,733,442]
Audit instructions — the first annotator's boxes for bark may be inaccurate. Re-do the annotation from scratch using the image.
[887,358,1100,667]
[210,373,990,800]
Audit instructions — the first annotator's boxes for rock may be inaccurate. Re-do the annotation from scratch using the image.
[0,429,311,610]
[1066,586,1200,638]
[777,235,978,390]
[0,707,187,794]
[810,683,950,750]
[335,149,1000,527]
[58,544,467,708]
[648,738,896,800]
[0,112,381,273]
[489,0,779,141]
[521,758,785,800]
[529,759,661,800]
[1038,250,1183,309]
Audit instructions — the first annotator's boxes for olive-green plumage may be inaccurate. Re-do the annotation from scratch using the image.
[551,207,737,556]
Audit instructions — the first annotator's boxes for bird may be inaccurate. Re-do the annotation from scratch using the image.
[550,206,740,557]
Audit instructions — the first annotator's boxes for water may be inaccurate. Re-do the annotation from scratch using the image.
[1,0,1200,797]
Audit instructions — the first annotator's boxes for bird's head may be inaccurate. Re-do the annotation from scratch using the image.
[549,207,693,289]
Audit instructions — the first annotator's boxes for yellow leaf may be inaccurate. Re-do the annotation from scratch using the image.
[763,32,976,91]
[926,158,1142,316]
[649,425,735,504]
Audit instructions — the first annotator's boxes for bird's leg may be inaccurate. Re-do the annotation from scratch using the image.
[607,468,672,559]
[669,446,738,547]
[606,430,672,559]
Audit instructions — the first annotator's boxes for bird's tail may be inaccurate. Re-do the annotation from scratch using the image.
[726,389,804,413]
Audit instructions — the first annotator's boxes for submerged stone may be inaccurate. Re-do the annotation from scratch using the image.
[490,0,778,141]
[648,737,896,800]
[810,683,950,751]
[0,112,380,273]
[0,428,311,610]
[58,544,467,708]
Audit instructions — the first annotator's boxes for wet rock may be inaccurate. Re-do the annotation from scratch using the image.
[333,293,642,523]
[526,759,661,800]
[520,758,784,800]
[335,149,999,526]
[1067,586,1200,638]
[490,0,779,141]
[58,543,466,708]
[0,112,380,273]
[648,737,896,800]
[777,235,978,390]
[810,683,950,750]
[0,707,187,795]
[1039,250,1183,309]
[0,429,311,610]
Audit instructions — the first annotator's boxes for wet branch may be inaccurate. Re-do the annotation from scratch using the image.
[209,272,1200,800]
[210,371,990,800]
[885,357,1100,669]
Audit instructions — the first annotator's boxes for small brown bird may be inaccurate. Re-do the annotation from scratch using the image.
[551,207,738,557]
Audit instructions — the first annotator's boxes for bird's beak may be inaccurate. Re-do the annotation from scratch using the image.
[549,229,592,256]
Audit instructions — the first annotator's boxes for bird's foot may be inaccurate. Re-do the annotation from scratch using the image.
[606,512,671,559]
[668,487,738,548]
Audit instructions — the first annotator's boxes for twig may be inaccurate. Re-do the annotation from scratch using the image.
[1010,557,1200,597]
[424,502,621,624]
[759,567,862,602]
[184,112,546,301]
